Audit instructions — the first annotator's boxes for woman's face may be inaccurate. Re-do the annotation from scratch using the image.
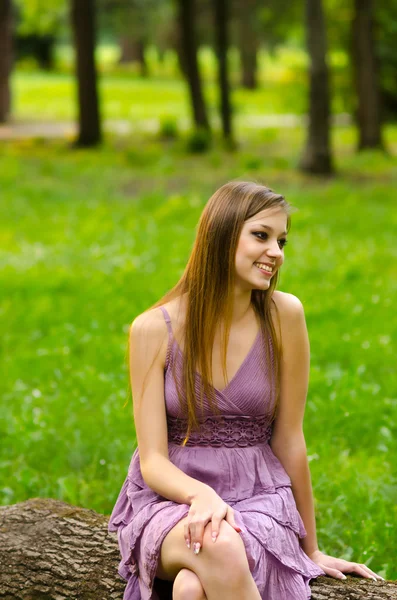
[234,207,288,291]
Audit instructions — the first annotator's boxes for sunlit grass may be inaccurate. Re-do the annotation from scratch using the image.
[11,43,353,124]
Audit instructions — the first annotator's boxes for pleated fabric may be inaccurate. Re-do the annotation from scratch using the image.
[108,306,325,599]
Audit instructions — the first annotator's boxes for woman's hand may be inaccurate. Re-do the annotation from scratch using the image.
[309,550,385,582]
[185,486,241,555]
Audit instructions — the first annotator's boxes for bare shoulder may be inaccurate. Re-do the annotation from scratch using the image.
[271,290,304,319]
[131,306,166,339]
[270,291,306,348]
[130,307,169,369]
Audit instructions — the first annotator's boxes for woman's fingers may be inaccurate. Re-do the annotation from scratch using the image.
[319,565,347,580]
[211,513,223,542]
[184,521,191,549]
[319,562,385,582]
[189,520,207,555]
[186,508,241,553]
[226,506,241,533]
[351,563,384,581]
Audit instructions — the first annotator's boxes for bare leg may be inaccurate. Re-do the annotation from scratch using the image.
[173,568,206,600]
[157,517,261,600]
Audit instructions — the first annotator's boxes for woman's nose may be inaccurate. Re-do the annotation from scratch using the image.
[267,242,283,257]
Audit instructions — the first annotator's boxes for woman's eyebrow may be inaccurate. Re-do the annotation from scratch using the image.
[256,224,288,236]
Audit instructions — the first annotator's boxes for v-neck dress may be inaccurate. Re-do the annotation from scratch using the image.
[108,305,325,600]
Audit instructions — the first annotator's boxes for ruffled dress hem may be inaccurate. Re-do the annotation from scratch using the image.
[108,477,325,600]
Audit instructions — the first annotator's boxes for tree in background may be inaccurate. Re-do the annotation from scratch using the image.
[177,0,210,131]
[119,37,147,74]
[351,0,384,150]
[13,0,67,70]
[300,0,333,175]
[70,0,101,146]
[377,0,397,121]
[237,0,259,89]
[213,0,233,143]
[0,0,13,123]
[228,0,302,91]
[97,0,174,77]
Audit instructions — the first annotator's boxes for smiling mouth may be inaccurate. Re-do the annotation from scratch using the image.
[254,262,274,274]
[254,266,273,278]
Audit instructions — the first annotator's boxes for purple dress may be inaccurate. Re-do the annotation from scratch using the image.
[108,306,325,599]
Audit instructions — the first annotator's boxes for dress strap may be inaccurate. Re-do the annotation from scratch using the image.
[159,305,172,331]
[159,306,174,370]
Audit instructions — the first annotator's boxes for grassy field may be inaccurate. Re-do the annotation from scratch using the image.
[1,68,396,580]
[12,45,352,122]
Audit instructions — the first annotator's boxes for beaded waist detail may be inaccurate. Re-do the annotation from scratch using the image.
[167,414,273,447]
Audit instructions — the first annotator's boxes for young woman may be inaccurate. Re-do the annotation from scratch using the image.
[108,181,383,600]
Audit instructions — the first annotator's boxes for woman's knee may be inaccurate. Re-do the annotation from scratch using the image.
[173,568,206,600]
[201,520,250,580]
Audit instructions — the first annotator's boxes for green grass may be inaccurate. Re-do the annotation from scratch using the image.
[1,70,397,580]
[11,44,353,123]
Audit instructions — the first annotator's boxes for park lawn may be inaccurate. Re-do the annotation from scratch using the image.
[0,124,396,580]
[11,44,351,123]
[11,69,310,123]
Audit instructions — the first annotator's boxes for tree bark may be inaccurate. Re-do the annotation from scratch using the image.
[119,36,148,76]
[299,0,333,175]
[351,0,384,150]
[213,0,233,142]
[0,0,12,123]
[177,0,210,131]
[238,0,259,89]
[1,499,395,600]
[70,0,101,147]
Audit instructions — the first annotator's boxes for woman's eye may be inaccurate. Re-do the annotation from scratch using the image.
[253,232,268,240]
[253,232,288,249]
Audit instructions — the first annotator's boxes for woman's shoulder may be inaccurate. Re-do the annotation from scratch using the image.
[130,297,186,357]
[159,295,188,337]
[271,290,305,316]
[270,291,306,346]
[131,306,166,332]
[130,308,170,358]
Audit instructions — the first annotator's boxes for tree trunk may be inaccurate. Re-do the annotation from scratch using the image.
[0,498,395,600]
[119,36,136,62]
[0,0,12,123]
[36,35,56,70]
[70,0,101,147]
[238,0,258,89]
[177,0,210,131]
[299,0,333,175]
[240,40,258,90]
[119,36,148,76]
[213,0,233,143]
[351,0,384,150]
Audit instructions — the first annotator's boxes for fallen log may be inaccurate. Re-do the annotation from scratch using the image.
[0,498,394,599]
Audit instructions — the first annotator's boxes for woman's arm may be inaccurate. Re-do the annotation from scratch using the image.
[269,292,383,582]
[269,292,319,556]
[130,311,213,505]
[271,433,319,555]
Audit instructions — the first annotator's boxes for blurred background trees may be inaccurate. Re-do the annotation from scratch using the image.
[299,0,333,174]
[71,0,101,146]
[0,0,12,122]
[0,0,396,167]
[177,0,210,132]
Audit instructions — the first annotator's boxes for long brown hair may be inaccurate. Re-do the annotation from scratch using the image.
[130,181,293,445]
